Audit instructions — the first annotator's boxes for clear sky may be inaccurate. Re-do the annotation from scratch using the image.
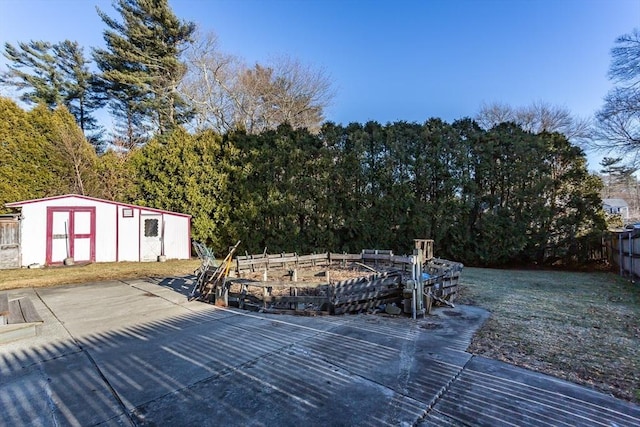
[1,0,639,169]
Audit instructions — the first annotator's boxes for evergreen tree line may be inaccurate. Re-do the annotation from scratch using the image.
[4,95,604,266]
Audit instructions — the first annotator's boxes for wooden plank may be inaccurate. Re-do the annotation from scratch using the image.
[361,253,393,261]
[0,293,8,315]
[7,298,43,324]
[333,283,400,303]
[298,253,328,262]
[334,296,399,315]
[362,249,393,255]
[329,253,363,261]
[333,288,401,305]
[333,272,389,287]
[333,275,401,295]
[264,253,296,260]
[268,255,299,264]
[230,280,329,289]
[8,300,24,324]
[16,298,42,323]
[390,255,413,264]
[237,258,269,267]
[440,286,458,297]
[267,296,330,304]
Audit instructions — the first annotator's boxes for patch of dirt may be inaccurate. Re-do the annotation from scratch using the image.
[419,322,442,330]
[443,310,462,317]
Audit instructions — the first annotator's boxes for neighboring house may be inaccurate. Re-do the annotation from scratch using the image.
[4,194,191,268]
[602,198,630,221]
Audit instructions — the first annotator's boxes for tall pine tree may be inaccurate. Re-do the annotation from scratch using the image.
[1,40,105,146]
[93,0,195,145]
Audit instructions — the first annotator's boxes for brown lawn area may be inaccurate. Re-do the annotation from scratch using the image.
[0,259,201,290]
[458,267,640,404]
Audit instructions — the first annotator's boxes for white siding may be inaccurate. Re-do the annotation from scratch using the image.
[162,213,190,260]
[9,195,191,266]
[18,203,47,266]
[94,201,117,262]
[117,205,141,261]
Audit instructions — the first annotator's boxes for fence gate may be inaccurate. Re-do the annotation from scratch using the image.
[0,214,20,269]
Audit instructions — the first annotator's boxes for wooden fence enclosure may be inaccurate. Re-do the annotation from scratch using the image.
[192,240,461,318]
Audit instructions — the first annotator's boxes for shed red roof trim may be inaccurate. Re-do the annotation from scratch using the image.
[5,194,191,218]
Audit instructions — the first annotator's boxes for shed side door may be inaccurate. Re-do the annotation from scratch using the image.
[140,213,162,261]
[0,219,20,269]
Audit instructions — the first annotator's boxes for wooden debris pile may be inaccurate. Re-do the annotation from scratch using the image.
[221,271,403,315]
[423,258,463,309]
[190,241,240,303]
[331,272,403,315]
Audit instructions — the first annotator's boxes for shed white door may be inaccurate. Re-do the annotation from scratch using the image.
[46,207,96,265]
[140,214,162,261]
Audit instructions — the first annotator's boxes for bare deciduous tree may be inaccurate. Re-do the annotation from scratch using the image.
[179,30,243,133]
[477,101,592,145]
[179,30,334,134]
[593,28,640,165]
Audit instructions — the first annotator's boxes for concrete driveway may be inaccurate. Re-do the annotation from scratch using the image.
[1,277,639,426]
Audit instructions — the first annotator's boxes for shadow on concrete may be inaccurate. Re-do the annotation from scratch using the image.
[150,275,198,297]
[1,278,639,427]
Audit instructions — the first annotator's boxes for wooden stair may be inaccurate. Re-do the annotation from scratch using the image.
[0,293,44,344]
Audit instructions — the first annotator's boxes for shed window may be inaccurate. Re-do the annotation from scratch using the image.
[144,219,159,237]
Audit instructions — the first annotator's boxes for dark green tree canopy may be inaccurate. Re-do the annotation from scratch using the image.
[0,40,106,144]
[93,0,196,143]
[1,94,606,266]
[0,40,62,107]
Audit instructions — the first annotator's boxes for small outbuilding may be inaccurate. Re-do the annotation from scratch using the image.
[4,194,191,267]
[602,198,630,220]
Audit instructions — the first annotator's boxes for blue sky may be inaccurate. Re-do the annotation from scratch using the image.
[1,0,639,170]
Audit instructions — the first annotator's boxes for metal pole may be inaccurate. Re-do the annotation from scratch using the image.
[412,280,417,320]
[620,233,623,277]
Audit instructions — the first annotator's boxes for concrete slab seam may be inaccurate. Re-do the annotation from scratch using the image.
[390,322,419,423]
[34,288,136,427]
[120,279,185,307]
[38,360,61,425]
[127,315,380,416]
[413,354,477,427]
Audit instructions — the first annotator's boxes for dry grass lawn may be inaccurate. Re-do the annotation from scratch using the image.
[0,259,201,291]
[458,267,640,404]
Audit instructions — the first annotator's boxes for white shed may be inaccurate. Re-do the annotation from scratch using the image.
[5,194,191,267]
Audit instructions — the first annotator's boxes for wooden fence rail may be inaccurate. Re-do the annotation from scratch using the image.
[607,230,640,278]
[236,250,416,274]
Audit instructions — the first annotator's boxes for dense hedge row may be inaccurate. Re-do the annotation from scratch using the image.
[1,98,605,266]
